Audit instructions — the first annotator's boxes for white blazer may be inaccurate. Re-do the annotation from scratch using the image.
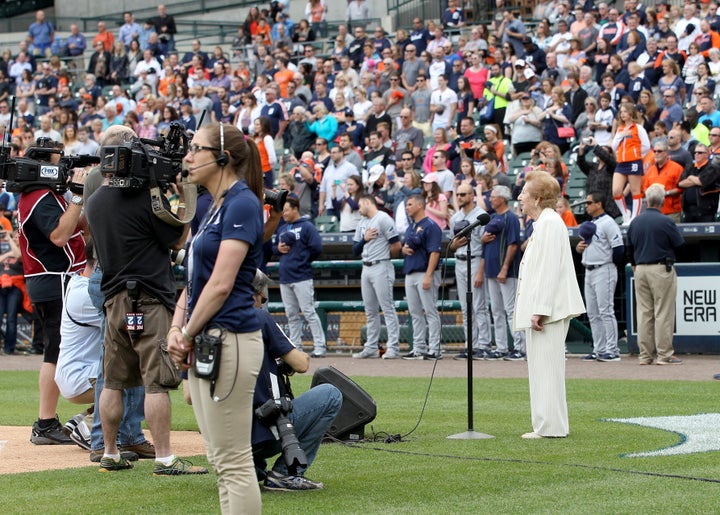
[513,208,585,330]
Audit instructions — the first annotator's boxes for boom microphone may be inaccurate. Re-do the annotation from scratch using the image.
[183,161,216,177]
[453,212,491,240]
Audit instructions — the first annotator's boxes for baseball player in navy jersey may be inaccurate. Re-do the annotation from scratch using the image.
[480,185,526,360]
[352,195,402,359]
[449,183,492,359]
[576,191,625,362]
[273,197,327,357]
[402,194,443,360]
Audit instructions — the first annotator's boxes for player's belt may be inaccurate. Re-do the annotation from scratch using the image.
[584,263,611,270]
[363,259,390,267]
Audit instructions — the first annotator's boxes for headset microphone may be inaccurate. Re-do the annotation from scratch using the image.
[216,123,229,167]
[187,161,217,172]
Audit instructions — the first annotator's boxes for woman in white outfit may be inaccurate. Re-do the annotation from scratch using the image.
[515,170,585,438]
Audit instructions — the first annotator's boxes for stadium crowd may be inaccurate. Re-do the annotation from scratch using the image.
[2,1,718,338]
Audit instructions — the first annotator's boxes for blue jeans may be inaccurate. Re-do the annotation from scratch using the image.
[0,286,22,353]
[88,267,147,450]
[253,383,342,476]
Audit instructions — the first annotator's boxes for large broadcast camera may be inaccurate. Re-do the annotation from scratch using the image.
[0,137,100,193]
[254,365,308,476]
[99,121,190,190]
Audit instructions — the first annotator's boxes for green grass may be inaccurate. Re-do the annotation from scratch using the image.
[2,372,720,513]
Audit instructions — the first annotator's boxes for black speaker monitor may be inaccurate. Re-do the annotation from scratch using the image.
[311,366,377,442]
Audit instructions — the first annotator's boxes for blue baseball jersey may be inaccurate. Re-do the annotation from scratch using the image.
[403,216,442,274]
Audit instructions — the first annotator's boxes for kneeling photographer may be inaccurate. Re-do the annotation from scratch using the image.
[251,270,342,491]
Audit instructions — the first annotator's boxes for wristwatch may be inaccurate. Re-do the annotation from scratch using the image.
[70,195,84,206]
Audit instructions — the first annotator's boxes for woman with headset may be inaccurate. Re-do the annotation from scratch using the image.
[168,123,265,514]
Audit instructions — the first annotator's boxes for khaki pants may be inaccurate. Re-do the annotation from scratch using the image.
[634,264,677,362]
[189,330,263,515]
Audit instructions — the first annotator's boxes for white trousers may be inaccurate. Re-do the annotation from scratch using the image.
[525,318,570,437]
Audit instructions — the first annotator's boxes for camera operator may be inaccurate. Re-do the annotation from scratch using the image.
[250,270,342,491]
[85,127,206,476]
[18,143,88,445]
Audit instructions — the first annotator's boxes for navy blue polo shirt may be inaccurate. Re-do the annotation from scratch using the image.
[188,181,264,333]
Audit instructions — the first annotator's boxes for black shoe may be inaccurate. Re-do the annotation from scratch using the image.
[27,348,44,355]
[423,352,443,360]
[31,416,74,445]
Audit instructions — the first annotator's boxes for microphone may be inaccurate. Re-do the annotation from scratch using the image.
[453,213,491,240]
[182,161,215,177]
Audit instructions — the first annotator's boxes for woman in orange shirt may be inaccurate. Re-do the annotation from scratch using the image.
[254,116,277,189]
[611,103,650,224]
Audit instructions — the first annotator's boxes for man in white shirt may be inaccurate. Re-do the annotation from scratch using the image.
[430,74,457,134]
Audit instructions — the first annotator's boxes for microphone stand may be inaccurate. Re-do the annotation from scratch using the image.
[447,232,494,440]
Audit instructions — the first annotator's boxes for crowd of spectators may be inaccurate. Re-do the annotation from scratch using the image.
[1,1,719,355]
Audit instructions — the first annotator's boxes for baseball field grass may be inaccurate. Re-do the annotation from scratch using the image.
[1,370,719,513]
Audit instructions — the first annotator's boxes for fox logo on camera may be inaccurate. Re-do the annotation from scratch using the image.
[40,166,60,179]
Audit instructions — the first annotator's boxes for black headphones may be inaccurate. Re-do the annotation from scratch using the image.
[216,123,229,167]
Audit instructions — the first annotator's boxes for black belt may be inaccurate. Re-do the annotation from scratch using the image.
[584,263,610,270]
[455,255,481,261]
[363,259,390,267]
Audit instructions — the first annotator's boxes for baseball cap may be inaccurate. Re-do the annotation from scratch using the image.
[368,164,385,184]
[515,59,526,68]
[421,173,438,183]
[523,68,536,79]
[453,219,470,236]
[578,221,597,245]
[300,157,315,168]
[279,231,297,247]
[484,217,505,235]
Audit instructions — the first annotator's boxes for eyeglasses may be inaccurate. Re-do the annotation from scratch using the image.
[654,149,666,153]
[390,78,399,81]
[189,144,220,155]
[456,193,471,197]
[695,151,708,154]
[402,157,413,160]
[711,134,720,137]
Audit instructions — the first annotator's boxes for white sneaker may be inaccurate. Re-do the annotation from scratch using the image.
[352,348,379,359]
[382,350,399,359]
